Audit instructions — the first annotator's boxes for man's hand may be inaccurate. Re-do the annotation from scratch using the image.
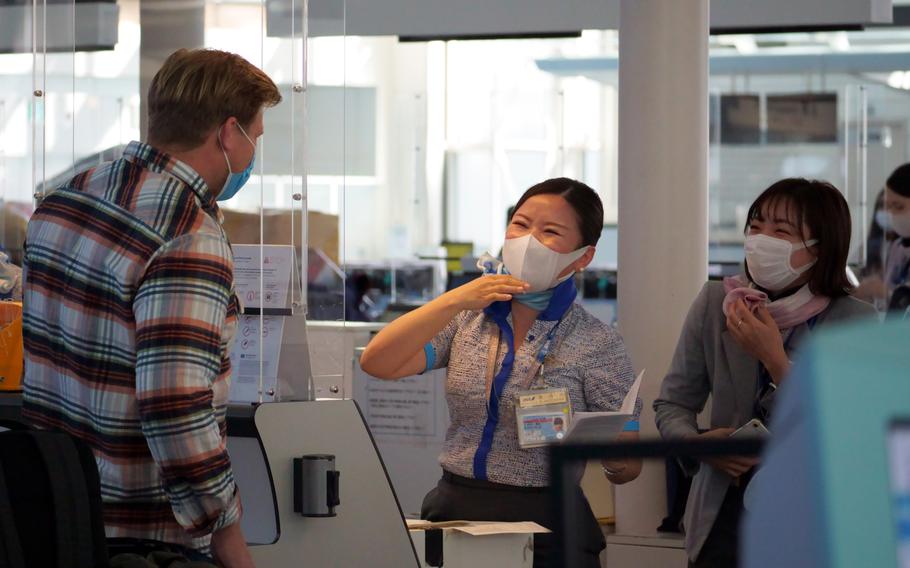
[211,522,256,568]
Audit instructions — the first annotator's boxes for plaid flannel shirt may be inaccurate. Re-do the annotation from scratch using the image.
[22,141,241,552]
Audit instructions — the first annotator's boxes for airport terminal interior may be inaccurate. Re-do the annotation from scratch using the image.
[0,0,909,567]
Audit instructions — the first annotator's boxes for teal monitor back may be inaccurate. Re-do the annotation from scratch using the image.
[743,320,910,568]
[888,421,910,568]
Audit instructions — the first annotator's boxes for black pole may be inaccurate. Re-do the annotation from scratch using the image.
[549,438,765,567]
[550,444,582,568]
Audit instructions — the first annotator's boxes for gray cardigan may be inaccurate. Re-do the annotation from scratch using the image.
[653,281,876,561]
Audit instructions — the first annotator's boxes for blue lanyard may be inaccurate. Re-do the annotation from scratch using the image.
[755,315,819,419]
[474,278,577,480]
[489,316,564,402]
[535,318,563,368]
[522,318,564,390]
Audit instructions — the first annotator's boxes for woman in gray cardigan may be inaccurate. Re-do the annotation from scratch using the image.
[654,178,876,568]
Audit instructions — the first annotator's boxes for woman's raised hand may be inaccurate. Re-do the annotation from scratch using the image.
[446,275,530,311]
[727,299,790,382]
[361,275,528,379]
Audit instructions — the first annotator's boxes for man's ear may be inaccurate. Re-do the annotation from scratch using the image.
[218,116,241,151]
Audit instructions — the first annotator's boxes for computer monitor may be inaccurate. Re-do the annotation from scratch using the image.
[766,93,838,144]
[888,421,910,568]
[743,320,910,568]
[393,263,438,304]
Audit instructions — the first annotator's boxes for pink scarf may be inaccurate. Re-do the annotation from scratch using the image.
[722,275,830,330]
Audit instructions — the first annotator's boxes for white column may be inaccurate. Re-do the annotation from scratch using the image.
[615,0,710,536]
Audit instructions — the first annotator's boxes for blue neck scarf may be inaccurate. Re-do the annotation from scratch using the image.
[471,277,577,480]
[483,276,577,325]
[476,252,574,314]
[513,289,553,311]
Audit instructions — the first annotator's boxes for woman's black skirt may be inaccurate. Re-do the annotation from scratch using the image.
[420,470,605,568]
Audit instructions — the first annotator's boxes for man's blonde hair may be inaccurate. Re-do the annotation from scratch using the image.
[148,48,282,149]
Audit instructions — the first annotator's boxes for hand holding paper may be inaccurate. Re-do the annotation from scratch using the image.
[619,369,644,415]
[564,370,644,443]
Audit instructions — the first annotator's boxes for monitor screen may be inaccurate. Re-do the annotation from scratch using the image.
[766,93,838,144]
[888,421,910,568]
[719,94,761,145]
[394,265,437,303]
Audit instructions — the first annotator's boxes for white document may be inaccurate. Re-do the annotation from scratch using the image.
[232,244,294,310]
[405,519,470,530]
[405,519,550,535]
[564,370,644,444]
[229,315,286,403]
[452,522,550,536]
[362,374,439,439]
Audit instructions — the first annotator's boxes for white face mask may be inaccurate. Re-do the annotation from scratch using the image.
[744,234,818,292]
[888,212,910,238]
[502,234,588,293]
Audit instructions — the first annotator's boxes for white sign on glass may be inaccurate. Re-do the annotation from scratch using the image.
[232,244,294,311]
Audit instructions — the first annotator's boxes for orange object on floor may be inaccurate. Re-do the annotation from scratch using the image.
[0,301,23,391]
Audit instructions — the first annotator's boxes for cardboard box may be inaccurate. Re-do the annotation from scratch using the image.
[221,208,339,264]
[407,520,546,568]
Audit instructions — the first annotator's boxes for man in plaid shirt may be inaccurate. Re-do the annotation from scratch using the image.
[22,49,280,566]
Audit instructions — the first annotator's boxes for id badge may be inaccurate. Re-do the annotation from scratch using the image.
[515,387,572,449]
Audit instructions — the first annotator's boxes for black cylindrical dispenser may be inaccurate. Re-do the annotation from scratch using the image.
[293,454,341,517]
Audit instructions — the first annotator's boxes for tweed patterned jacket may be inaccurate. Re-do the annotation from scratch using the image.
[427,303,642,487]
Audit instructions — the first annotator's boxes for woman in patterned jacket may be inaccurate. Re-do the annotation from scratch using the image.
[362,178,642,568]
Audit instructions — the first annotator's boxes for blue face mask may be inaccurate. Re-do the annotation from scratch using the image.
[514,290,555,311]
[476,251,560,311]
[876,210,892,232]
[217,123,256,202]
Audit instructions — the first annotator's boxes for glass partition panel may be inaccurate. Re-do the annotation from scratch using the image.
[707,76,910,320]
[1,0,135,265]
[2,0,350,402]
[328,33,620,333]
[0,35,35,269]
[339,38,624,518]
[210,0,348,402]
[530,28,910,323]
[845,83,910,316]
[707,84,851,277]
[0,0,50,267]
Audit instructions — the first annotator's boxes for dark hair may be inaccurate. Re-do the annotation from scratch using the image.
[511,178,604,247]
[744,178,853,298]
[886,163,910,198]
